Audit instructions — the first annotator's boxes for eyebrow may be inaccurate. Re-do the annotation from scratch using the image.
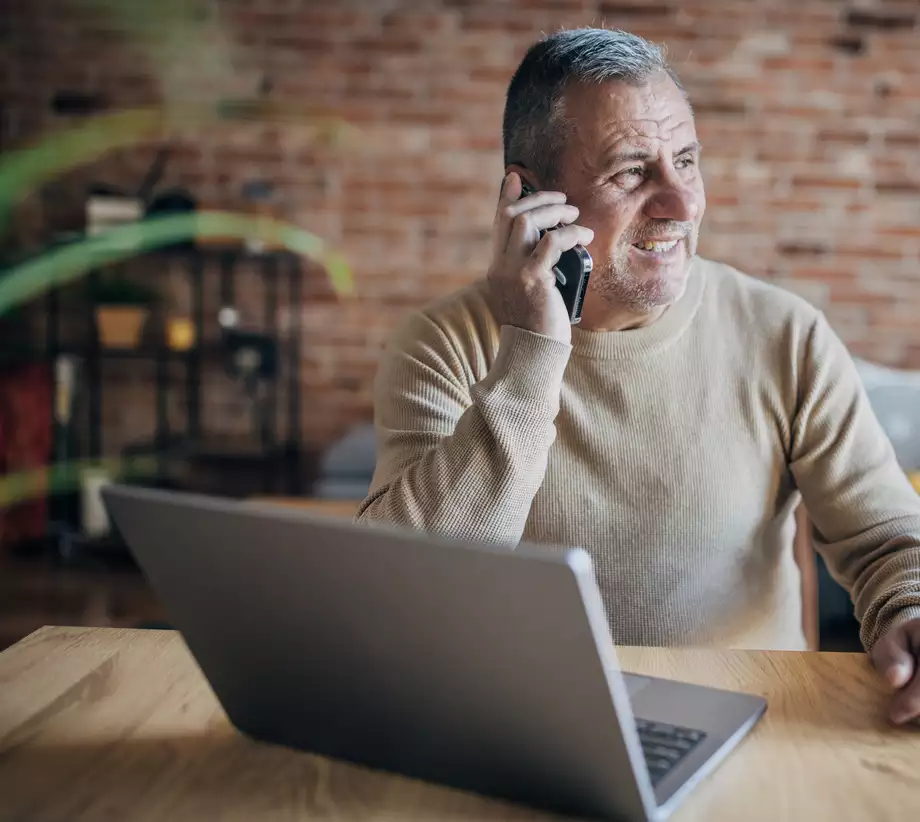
[605,141,703,165]
[676,141,702,156]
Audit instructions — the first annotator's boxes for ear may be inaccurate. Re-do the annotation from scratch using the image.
[505,162,540,192]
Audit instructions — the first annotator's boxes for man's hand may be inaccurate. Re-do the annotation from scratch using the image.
[870,617,920,725]
[486,171,594,345]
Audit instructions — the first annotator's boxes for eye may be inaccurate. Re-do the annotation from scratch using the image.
[613,166,646,189]
[675,155,697,170]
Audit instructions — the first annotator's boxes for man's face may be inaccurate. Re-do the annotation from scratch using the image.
[553,71,705,312]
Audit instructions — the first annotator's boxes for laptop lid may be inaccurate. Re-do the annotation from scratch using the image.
[102,484,659,821]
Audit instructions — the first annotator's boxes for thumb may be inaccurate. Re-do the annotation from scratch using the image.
[500,170,521,203]
[493,171,522,258]
[871,627,915,688]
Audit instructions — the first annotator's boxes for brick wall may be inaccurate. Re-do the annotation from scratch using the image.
[3,0,920,455]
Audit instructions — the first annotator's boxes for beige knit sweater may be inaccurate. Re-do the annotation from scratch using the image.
[356,257,920,652]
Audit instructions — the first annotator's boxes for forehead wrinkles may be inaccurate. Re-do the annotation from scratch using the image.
[610,115,684,145]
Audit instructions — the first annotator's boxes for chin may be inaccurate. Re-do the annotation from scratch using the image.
[593,254,692,312]
[629,276,687,311]
[647,275,689,307]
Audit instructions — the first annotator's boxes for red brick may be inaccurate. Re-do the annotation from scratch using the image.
[816,129,871,146]
[845,10,916,31]
[350,36,424,56]
[597,2,675,17]
[788,267,855,282]
[762,57,836,72]
[791,176,864,191]
[875,181,920,196]
[830,287,895,305]
[885,132,920,147]
[769,198,827,213]
[381,11,459,35]
[764,8,838,27]
[877,226,920,239]
[460,9,548,35]
[836,245,907,261]
[777,242,830,257]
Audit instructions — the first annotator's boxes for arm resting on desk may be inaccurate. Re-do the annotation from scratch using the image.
[789,311,920,651]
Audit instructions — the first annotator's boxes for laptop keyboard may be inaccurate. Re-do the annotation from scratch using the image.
[635,718,707,786]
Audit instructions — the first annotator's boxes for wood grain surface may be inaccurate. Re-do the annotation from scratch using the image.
[247,497,362,519]
[0,627,917,821]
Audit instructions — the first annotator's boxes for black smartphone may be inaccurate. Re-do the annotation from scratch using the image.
[519,181,593,324]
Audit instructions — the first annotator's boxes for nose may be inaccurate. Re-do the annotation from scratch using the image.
[645,179,699,224]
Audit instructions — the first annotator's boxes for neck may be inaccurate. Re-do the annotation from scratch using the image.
[578,298,669,332]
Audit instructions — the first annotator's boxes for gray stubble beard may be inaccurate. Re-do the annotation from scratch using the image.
[591,234,697,313]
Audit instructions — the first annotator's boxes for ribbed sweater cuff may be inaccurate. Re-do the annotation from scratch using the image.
[865,605,920,652]
[475,325,572,413]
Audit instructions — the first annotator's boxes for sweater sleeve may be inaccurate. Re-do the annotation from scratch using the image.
[354,313,572,545]
[789,311,920,650]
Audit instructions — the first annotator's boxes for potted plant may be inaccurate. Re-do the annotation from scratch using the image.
[88,269,159,349]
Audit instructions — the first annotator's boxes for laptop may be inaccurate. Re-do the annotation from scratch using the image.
[102,484,766,822]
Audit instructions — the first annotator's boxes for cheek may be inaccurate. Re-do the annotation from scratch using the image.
[690,176,706,223]
[578,196,636,245]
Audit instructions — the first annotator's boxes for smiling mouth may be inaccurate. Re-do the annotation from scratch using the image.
[632,238,683,253]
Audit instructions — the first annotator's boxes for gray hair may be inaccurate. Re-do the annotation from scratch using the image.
[502,28,683,184]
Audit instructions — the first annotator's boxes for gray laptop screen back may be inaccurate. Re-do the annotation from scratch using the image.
[103,485,655,821]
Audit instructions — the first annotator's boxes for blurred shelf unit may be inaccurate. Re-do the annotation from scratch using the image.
[0,238,315,556]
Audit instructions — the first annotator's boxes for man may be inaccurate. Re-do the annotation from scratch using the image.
[355,27,920,725]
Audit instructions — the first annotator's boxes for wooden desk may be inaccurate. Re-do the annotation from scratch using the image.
[248,496,362,519]
[1,628,917,821]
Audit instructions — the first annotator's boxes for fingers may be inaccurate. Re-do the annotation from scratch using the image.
[488,172,582,342]
[494,172,569,255]
[503,188,568,218]
[871,626,915,689]
[889,668,920,725]
[506,202,582,249]
[871,620,920,725]
[490,170,592,297]
[530,223,595,273]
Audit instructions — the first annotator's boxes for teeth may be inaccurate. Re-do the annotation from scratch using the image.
[637,239,680,252]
